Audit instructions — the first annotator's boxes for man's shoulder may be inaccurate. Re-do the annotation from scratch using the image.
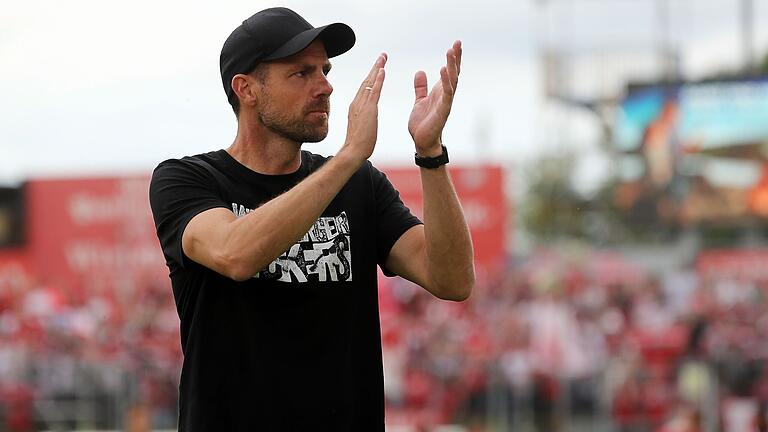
[152,150,228,179]
[154,150,223,172]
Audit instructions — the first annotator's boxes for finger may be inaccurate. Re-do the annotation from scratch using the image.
[370,68,385,104]
[453,40,462,76]
[440,66,454,97]
[446,50,459,91]
[366,54,385,85]
[359,53,387,94]
[414,71,428,101]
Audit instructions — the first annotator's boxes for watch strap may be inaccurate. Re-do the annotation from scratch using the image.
[414,145,449,169]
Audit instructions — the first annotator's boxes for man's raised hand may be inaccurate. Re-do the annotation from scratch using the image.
[341,53,387,164]
[408,41,462,157]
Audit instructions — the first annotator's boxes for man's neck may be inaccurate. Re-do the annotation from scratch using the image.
[226,119,303,175]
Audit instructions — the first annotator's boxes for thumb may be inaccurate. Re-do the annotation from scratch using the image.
[413,71,428,102]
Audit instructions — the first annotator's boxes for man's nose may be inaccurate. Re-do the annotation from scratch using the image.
[314,74,333,97]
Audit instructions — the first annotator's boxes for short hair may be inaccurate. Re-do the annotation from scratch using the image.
[231,63,270,117]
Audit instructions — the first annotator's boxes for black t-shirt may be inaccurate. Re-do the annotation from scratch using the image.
[148,149,420,431]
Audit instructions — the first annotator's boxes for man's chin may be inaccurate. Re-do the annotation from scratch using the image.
[303,131,328,143]
[302,123,329,143]
[268,123,328,144]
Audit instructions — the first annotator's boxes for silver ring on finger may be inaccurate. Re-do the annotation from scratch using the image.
[364,86,373,91]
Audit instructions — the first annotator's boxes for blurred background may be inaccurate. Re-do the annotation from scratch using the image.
[2,0,768,431]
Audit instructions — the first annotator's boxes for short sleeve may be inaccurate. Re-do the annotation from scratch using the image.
[149,159,229,271]
[370,164,422,275]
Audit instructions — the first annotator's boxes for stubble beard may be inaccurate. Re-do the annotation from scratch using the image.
[258,99,330,144]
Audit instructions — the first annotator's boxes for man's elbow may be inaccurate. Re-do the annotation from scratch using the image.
[226,267,254,282]
[433,271,475,302]
[438,287,472,302]
[212,250,258,282]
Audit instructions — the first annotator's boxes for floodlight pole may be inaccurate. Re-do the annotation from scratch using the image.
[657,0,675,81]
[741,0,754,72]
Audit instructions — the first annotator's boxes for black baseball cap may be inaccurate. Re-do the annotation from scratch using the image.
[220,7,356,105]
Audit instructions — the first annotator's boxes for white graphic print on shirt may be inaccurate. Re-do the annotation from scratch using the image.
[231,203,352,282]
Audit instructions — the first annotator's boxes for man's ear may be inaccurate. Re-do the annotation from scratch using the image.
[231,74,258,108]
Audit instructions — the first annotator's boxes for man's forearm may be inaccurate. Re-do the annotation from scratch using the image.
[420,165,475,299]
[218,149,363,280]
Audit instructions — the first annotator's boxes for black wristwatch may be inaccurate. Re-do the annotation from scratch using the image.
[415,145,449,169]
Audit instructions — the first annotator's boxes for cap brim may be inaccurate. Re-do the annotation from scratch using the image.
[263,22,355,61]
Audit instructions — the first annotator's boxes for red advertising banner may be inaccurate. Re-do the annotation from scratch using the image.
[25,176,167,291]
[0,249,32,285]
[20,165,507,290]
[381,165,508,274]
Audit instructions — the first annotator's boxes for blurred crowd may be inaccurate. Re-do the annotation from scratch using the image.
[3,249,768,431]
[380,250,768,432]
[0,267,180,431]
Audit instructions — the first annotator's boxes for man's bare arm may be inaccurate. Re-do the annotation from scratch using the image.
[385,166,474,301]
[385,41,475,301]
[182,55,386,281]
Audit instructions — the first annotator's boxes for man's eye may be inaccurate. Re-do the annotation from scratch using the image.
[294,71,307,77]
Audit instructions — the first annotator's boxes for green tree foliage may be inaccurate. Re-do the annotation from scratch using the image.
[521,154,589,242]
[521,153,671,245]
[762,52,768,74]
